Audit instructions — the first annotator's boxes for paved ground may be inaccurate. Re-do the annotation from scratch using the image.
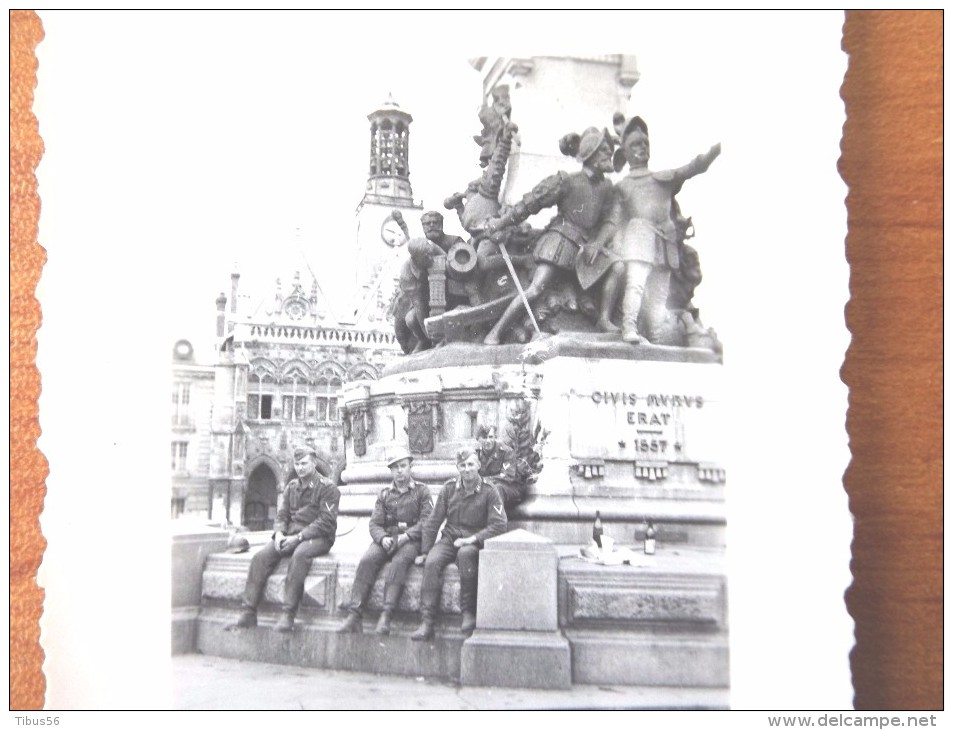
[173,654,728,710]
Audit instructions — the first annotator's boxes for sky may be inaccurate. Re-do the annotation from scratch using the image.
[35,10,758,359]
[32,10,853,710]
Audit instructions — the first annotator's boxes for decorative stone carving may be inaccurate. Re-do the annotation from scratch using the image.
[568,584,721,625]
[697,463,726,484]
[634,460,669,481]
[573,458,605,479]
[405,400,439,454]
[343,405,372,457]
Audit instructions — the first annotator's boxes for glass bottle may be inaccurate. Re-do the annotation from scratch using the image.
[644,520,656,555]
[592,511,604,549]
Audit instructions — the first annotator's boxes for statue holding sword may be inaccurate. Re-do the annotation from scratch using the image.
[481,126,625,345]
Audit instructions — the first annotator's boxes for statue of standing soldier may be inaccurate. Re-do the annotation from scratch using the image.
[481,126,625,345]
[611,116,721,344]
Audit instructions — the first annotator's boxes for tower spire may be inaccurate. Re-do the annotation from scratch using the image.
[364,94,415,205]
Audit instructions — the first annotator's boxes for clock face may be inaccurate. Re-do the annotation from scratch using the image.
[173,340,193,359]
[381,217,408,247]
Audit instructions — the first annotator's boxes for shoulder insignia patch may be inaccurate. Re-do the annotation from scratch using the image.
[494,505,503,515]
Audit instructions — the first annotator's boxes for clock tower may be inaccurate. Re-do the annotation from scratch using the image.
[354,95,424,328]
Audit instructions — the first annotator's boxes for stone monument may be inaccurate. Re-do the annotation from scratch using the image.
[193,62,728,700]
[339,90,728,689]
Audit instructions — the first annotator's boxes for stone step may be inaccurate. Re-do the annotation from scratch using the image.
[197,607,466,681]
[565,629,729,687]
[192,529,728,688]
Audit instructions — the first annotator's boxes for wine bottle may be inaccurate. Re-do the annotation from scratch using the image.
[644,520,656,555]
[592,511,603,549]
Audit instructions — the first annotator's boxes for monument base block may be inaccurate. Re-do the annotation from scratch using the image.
[567,631,729,687]
[460,630,572,689]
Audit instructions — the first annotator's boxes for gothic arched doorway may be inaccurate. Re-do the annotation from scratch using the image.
[244,463,278,531]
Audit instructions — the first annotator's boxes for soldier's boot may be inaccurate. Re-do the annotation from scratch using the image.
[336,611,363,634]
[460,611,476,636]
[225,607,257,631]
[274,610,295,633]
[375,610,393,636]
[411,614,435,642]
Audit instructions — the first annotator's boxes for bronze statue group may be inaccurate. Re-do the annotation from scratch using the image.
[395,89,722,354]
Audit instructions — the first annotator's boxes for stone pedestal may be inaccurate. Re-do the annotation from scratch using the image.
[460,529,571,689]
[172,526,229,654]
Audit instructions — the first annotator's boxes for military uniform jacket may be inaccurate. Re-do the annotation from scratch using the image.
[368,480,434,545]
[420,477,507,554]
[274,473,340,543]
[505,170,620,276]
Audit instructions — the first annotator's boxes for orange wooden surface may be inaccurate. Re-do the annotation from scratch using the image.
[841,10,943,710]
[9,10,943,709]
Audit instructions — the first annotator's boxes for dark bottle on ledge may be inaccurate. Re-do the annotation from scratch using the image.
[592,511,604,548]
[644,520,657,555]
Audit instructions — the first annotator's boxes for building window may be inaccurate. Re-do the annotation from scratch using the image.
[171,497,186,519]
[280,373,309,422]
[171,442,188,472]
[248,373,276,420]
[316,375,342,423]
[282,395,308,421]
[247,393,275,420]
[171,382,192,427]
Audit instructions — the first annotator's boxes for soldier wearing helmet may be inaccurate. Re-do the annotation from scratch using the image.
[611,116,721,344]
[336,446,433,636]
[226,445,340,634]
[481,126,625,344]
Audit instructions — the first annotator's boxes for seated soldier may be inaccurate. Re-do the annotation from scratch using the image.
[475,426,509,478]
[336,447,433,635]
[411,448,507,640]
[226,445,340,633]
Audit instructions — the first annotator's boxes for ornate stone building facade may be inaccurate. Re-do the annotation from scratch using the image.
[184,99,422,526]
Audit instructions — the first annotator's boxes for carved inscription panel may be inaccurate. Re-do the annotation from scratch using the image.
[569,585,723,626]
[567,360,724,465]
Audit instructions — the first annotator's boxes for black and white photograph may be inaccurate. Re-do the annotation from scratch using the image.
[34,11,853,716]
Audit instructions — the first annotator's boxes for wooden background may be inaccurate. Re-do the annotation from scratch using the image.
[9,11,943,709]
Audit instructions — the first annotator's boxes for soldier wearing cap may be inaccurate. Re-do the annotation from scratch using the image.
[481,126,625,345]
[611,115,720,343]
[336,446,433,635]
[410,447,507,641]
[226,445,340,633]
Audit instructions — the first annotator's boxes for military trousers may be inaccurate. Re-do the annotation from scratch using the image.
[420,538,480,619]
[348,540,420,616]
[241,536,333,616]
